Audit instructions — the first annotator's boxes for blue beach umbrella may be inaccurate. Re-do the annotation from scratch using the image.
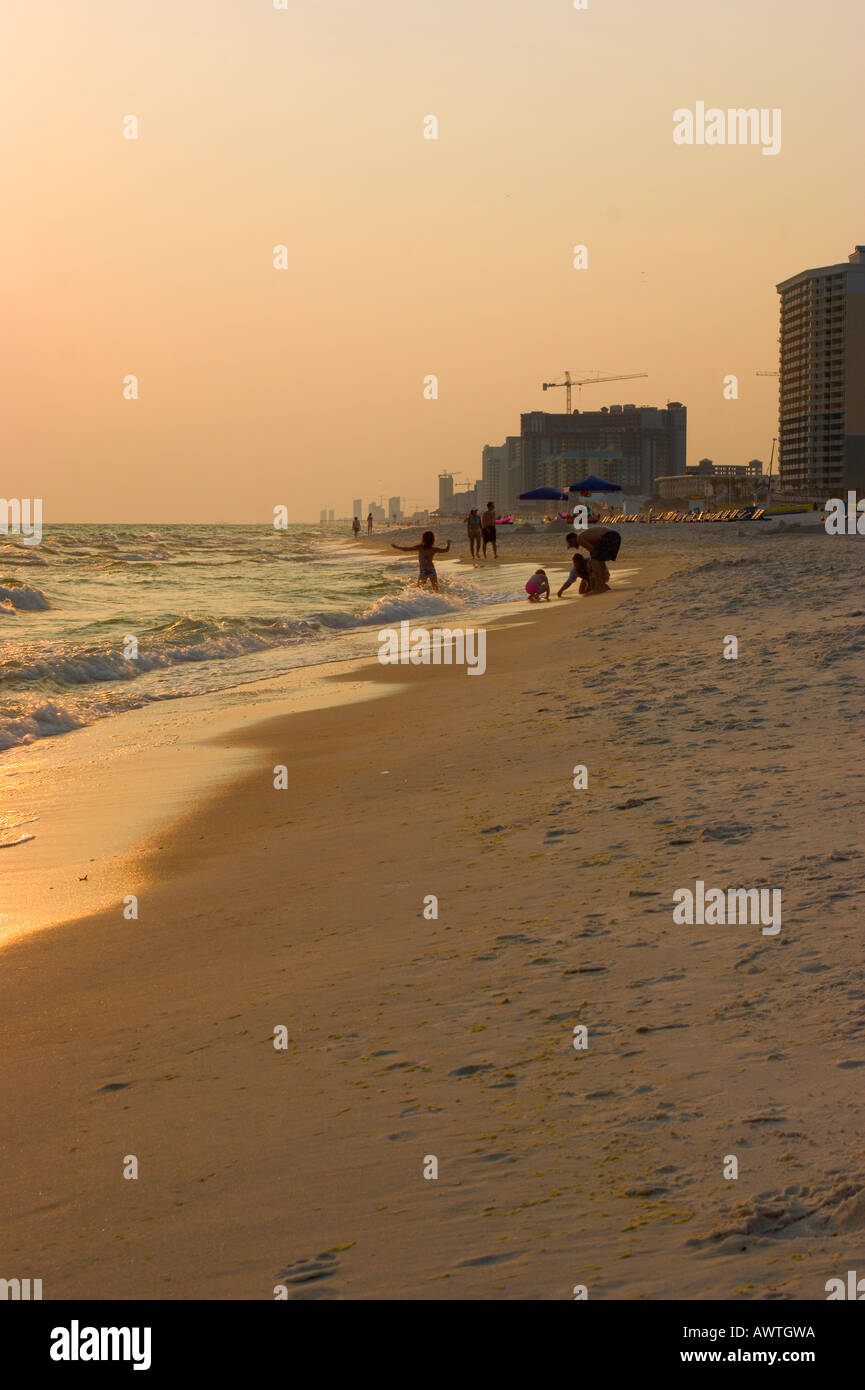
[519,487,569,501]
[568,476,622,493]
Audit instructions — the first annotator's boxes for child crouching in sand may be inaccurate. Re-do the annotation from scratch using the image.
[525,569,551,602]
[556,552,591,598]
[391,531,451,592]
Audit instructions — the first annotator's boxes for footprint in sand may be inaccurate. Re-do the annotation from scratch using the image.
[277,1249,346,1299]
[701,823,753,841]
[456,1251,521,1268]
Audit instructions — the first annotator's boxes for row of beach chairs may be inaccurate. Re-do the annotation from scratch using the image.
[596,508,766,524]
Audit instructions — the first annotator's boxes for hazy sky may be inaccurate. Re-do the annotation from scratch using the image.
[3,0,862,521]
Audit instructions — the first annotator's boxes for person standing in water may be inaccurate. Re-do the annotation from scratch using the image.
[481,501,498,559]
[367,512,374,535]
[352,516,361,539]
[391,531,451,592]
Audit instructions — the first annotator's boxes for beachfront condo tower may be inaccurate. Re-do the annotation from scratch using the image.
[776,246,865,495]
[519,403,686,497]
[482,437,522,511]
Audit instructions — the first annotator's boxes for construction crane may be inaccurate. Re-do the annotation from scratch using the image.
[756,370,779,376]
[542,370,649,413]
[448,472,472,491]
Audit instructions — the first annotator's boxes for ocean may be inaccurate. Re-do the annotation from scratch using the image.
[0,523,526,755]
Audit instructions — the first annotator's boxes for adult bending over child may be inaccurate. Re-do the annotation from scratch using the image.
[557,525,621,597]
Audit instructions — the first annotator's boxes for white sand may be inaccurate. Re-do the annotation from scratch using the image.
[2,529,864,1300]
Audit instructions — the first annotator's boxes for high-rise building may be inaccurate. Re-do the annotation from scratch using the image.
[520,403,686,496]
[505,438,521,509]
[388,496,402,521]
[319,509,327,523]
[438,473,455,514]
[482,441,521,511]
[482,444,507,501]
[777,245,865,494]
[352,498,362,519]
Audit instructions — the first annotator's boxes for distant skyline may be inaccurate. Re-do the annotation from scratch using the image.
[3,0,863,521]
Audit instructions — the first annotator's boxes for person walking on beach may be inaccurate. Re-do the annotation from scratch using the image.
[352,516,361,539]
[367,512,374,535]
[481,501,498,559]
[558,525,621,595]
[391,531,451,592]
[466,507,483,559]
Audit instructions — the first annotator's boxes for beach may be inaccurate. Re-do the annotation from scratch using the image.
[2,527,864,1300]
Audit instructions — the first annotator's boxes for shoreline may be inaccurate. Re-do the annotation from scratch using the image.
[0,530,639,947]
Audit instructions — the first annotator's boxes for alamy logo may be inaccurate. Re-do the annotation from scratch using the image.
[825,1271,865,1299]
[378,621,486,675]
[1,1277,42,1300]
[673,103,781,156]
[673,881,781,936]
[0,498,42,546]
[50,1321,152,1371]
[825,493,865,534]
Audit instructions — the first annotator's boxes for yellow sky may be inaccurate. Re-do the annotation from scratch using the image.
[2,0,863,520]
